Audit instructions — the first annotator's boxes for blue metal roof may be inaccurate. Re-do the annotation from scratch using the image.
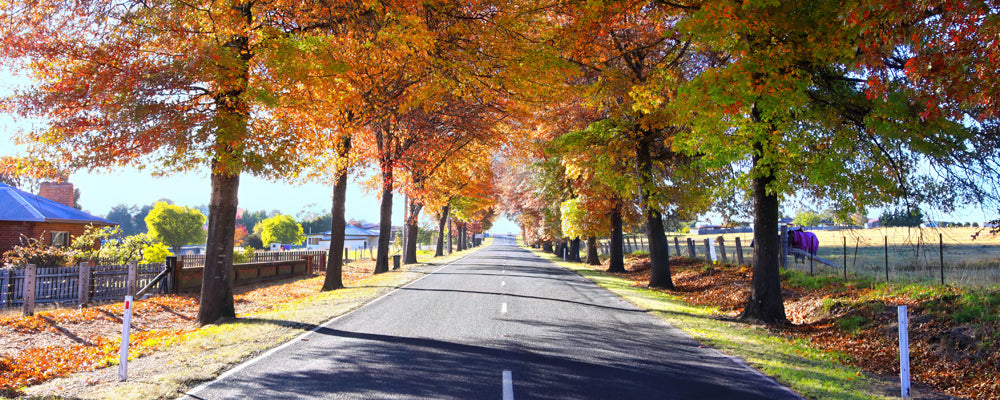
[307,225,380,239]
[344,225,379,237]
[0,183,114,225]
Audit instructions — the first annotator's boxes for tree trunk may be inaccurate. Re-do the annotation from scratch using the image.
[196,10,250,324]
[404,200,422,264]
[607,202,626,273]
[569,237,581,262]
[374,168,393,274]
[542,241,553,253]
[447,216,453,254]
[740,139,788,324]
[322,135,350,291]
[435,204,449,257]
[639,137,675,290]
[197,168,239,325]
[457,222,466,251]
[585,236,600,265]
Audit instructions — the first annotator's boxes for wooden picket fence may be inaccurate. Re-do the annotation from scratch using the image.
[0,262,166,309]
[179,250,327,271]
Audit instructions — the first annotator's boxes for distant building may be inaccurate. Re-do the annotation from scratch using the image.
[0,182,115,256]
[303,225,380,251]
[865,218,880,229]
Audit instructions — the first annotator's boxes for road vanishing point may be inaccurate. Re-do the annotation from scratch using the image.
[182,236,802,400]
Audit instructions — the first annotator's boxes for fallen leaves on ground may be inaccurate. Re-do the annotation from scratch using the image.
[0,261,375,396]
[598,255,1000,400]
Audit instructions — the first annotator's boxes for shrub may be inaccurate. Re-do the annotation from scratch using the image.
[2,236,76,268]
[233,247,255,264]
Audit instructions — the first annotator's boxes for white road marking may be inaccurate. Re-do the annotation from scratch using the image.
[501,302,508,313]
[501,281,506,286]
[502,370,514,400]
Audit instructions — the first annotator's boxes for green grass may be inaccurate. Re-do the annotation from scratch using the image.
[530,249,893,400]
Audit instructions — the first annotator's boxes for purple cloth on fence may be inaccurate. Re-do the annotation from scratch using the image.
[787,230,819,255]
[803,231,819,255]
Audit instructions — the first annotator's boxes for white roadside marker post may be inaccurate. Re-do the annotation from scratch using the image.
[119,295,133,382]
[898,305,910,398]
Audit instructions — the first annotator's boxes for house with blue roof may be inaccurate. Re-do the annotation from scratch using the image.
[303,225,381,251]
[0,182,115,256]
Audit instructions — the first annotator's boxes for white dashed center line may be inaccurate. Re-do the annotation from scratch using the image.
[501,302,508,313]
[502,370,514,400]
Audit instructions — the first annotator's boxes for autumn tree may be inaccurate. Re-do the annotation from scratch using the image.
[668,0,998,324]
[145,202,207,255]
[0,0,337,324]
[547,1,717,287]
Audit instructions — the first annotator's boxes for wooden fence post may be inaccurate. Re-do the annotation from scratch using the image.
[165,257,177,294]
[78,262,91,308]
[127,261,138,297]
[735,237,745,265]
[0,268,8,308]
[674,237,681,257]
[344,247,350,263]
[703,239,712,263]
[717,237,728,264]
[23,264,36,316]
[687,238,695,258]
[302,256,313,274]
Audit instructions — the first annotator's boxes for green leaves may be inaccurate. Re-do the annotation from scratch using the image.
[258,214,304,246]
[145,202,207,253]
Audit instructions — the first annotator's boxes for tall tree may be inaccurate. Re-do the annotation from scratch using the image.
[0,0,323,324]
[106,204,138,236]
[550,1,707,289]
[670,0,997,323]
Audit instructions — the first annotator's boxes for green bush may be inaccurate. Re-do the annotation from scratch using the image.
[233,247,256,264]
[2,236,76,268]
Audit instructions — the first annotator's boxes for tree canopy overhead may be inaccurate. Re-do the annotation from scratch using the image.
[1,0,998,329]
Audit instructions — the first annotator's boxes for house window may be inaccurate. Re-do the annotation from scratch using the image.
[50,231,70,248]
[309,238,319,245]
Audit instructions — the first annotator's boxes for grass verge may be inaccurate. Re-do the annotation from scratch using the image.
[526,247,892,400]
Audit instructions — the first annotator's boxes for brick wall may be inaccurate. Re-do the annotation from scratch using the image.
[0,221,98,257]
[0,221,34,256]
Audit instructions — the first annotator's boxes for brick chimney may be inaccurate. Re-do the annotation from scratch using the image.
[38,181,75,208]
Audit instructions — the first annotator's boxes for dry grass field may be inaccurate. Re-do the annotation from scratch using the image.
[603,227,1000,286]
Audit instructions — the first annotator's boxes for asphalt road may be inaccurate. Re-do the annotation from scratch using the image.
[182,236,802,399]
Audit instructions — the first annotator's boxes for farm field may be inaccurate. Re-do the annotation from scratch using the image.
[599,227,1000,286]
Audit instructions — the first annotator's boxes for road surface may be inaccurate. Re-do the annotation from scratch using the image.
[182,236,801,399]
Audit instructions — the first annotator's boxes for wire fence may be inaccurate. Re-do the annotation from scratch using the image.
[586,227,1000,287]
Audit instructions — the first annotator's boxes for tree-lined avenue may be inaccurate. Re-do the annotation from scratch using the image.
[181,237,802,399]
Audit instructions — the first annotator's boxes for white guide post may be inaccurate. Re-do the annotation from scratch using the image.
[898,305,910,398]
[709,241,718,264]
[119,295,134,382]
